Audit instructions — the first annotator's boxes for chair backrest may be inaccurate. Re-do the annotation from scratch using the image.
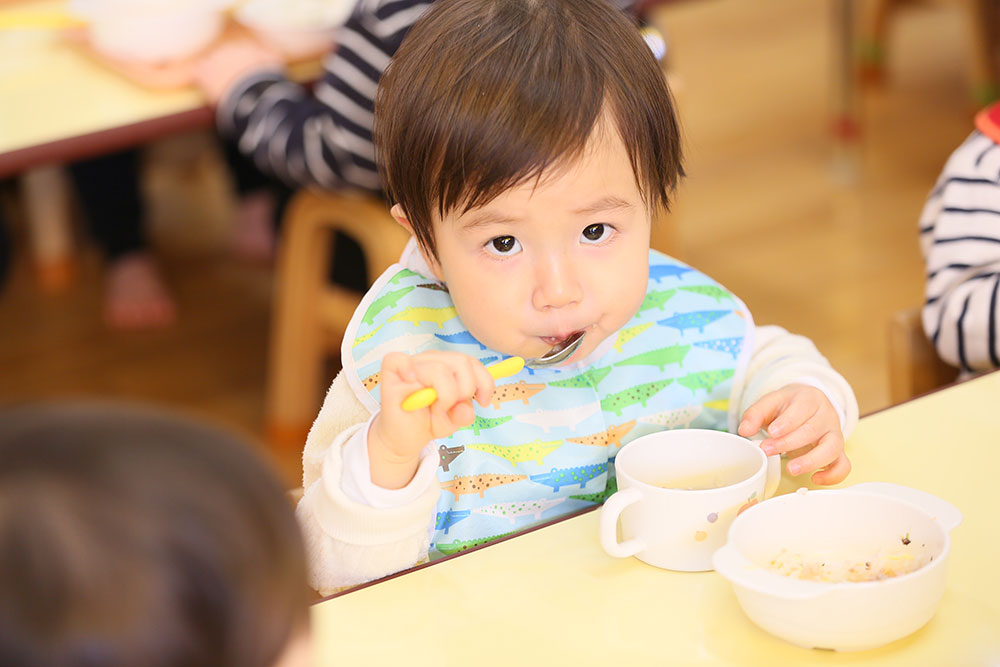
[887,306,958,404]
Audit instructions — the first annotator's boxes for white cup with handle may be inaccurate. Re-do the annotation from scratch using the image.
[599,429,780,571]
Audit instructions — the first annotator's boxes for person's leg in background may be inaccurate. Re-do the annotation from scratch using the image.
[223,139,290,264]
[68,150,177,329]
[222,139,368,292]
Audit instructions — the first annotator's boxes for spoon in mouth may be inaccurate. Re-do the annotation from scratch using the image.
[524,330,587,368]
[400,331,587,411]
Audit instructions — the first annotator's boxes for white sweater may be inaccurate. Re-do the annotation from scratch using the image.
[294,252,860,595]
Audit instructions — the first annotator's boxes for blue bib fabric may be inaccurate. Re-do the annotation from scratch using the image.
[342,250,753,557]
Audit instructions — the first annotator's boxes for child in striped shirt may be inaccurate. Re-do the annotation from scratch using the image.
[920,103,1000,374]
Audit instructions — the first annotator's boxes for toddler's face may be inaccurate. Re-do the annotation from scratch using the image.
[405,117,651,364]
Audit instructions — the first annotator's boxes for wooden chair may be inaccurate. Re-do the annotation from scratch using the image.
[887,306,959,404]
[20,166,77,291]
[266,190,410,450]
[856,0,1000,105]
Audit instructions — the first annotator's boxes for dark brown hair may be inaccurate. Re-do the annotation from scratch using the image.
[375,0,684,259]
[0,403,309,667]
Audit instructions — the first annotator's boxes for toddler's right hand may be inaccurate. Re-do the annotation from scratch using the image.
[368,351,495,488]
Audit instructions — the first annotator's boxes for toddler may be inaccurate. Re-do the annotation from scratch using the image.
[296,0,859,594]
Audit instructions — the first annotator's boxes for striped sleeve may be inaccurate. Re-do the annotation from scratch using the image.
[217,0,433,192]
[920,130,1000,372]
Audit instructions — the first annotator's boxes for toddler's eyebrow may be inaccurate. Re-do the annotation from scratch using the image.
[460,211,519,231]
[572,195,633,215]
[459,195,633,231]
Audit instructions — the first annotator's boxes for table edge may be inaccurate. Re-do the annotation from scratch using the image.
[0,106,213,177]
[313,358,995,603]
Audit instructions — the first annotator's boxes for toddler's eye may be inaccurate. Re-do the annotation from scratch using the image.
[581,223,611,244]
[487,235,522,255]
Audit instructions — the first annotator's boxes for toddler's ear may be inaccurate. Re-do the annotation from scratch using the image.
[390,204,413,234]
[389,204,445,281]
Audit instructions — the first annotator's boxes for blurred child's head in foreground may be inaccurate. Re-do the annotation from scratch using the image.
[0,403,311,667]
[375,0,684,363]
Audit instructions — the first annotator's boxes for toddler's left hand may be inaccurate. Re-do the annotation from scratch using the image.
[737,383,851,485]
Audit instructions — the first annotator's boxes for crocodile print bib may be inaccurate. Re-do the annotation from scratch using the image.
[342,250,754,557]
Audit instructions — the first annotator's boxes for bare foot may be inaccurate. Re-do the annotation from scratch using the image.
[232,191,277,263]
[104,253,177,330]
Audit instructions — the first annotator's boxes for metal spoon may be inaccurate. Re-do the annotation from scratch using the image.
[401,331,587,411]
[523,330,587,368]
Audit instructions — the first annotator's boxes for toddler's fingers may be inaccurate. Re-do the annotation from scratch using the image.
[449,354,486,408]
[427,399,473,438]
[417,352,491,407]
[737,388,788,437]
[419,352,483,409]
[380,353,420,402]
[381,351,414,377]
[445,400,476,432]
[785,431,843,477]
[472,358,496,406]
[811,452,852,486]
[760,418,825,457]
[764,392,820,440]
[414,361,461,412]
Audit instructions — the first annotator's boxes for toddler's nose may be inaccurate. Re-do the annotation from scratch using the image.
[533,255,583,310]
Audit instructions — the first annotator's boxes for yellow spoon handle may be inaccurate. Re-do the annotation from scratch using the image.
[401,356,525,412]
[484,356,526,379]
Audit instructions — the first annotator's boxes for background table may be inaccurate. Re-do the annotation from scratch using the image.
[0,0,320,286]
[311,372,1000,665]
[0,0,213,177]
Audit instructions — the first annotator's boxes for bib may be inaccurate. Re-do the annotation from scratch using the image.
[343,250,754,557]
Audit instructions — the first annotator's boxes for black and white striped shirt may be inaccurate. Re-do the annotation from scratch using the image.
[217,0,642,194]
[919,129,1000,373]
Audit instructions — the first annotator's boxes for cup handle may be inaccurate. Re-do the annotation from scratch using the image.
[764,453,781,499]
[599,486,645,558]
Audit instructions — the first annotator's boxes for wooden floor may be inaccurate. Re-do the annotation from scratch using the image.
[0,0,978,485]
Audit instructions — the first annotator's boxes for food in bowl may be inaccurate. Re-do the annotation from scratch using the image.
[712,482,962,651]
[765,544,928,582]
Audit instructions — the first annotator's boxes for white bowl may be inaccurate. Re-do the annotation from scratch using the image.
[712,482,962,651]
[235,0,353,59]
[71,0,232,64]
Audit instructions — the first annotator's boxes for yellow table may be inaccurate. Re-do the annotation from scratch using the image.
[0,0,320,175]
[0,0,319,284]
[0,1,211,175]
[311,372,1000,665]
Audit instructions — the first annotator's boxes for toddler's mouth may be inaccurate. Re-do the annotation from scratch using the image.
[540,330,585,347]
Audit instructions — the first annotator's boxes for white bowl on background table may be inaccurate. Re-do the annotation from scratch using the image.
[70,0,233,64]
[234,0,355,60]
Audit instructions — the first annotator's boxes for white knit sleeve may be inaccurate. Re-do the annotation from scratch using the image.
[730,325,859,439]
[296,371,441,593]
[301,371,371,490]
